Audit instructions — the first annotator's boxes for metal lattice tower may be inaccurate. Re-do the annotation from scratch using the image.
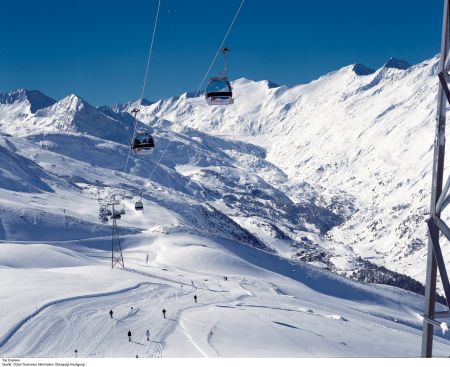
[422,0,450,357]
[107,196,125,269]
[63,209,69,230]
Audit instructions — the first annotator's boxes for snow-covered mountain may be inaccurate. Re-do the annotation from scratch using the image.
[0,89,55,114]
[111,56,444,286]
[1,55,449,357]
[0,56,445,283]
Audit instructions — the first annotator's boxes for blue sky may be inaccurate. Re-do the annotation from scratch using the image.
[0,0,443,105]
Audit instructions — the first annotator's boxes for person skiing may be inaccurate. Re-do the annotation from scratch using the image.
[146,329,150,341]
[162,309,166,319]
[128,330,132,342]
[109,310,113,319]
[194,295,197,303]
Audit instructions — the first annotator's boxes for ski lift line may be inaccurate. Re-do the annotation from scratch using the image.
[117,0,162,195]
[194,0,245,98]
[147,0,181,99]
[140,0,162,101]
[113,1,242,202]
[127,1,178,166]
[144,0,245,183]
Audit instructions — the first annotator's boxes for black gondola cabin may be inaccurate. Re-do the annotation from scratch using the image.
[132,131,155,153]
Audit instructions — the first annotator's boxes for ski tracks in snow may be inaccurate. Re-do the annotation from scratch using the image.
[1,268,300,357]
[0,281,160,349]
[0,282,170,357]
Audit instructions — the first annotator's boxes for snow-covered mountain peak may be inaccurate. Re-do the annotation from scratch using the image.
[231,78,280,90]
[231,77,254,85]
[31,95,134,143]
[55,94,86,112]
[111,97,154,113]
[0,89,56,113]
[138,97,153,107]
[383,57,411,70]
[36,94,97,119]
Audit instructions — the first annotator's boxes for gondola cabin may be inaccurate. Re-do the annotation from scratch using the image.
[132,131,155,153]
[206,77,233,106]
[99,214,109,223]
[111,211,121,219]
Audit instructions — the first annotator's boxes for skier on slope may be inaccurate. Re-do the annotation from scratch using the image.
[162,309,166,319]
[146,329,150,341]
[109,310,113,319]
[128,330,132,342]
[194,295,197,303]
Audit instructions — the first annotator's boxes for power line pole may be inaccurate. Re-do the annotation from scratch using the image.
[422,0,450,357]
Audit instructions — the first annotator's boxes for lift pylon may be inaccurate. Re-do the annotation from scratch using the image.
[421,0,450,357]
[106,195,125,269]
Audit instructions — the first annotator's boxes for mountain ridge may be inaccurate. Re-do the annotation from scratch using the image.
[0,55,441,288]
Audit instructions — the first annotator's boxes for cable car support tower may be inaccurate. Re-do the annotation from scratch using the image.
[422,0,450,357]
[107,195,125,269]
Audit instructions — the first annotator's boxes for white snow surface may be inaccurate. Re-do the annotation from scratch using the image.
[117,56,448,285]
[1,57,450,357]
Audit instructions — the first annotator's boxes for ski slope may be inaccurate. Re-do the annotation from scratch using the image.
[1,230,450,357]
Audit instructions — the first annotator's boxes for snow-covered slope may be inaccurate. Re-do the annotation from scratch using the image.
[0,55,449,357]
[113,56,445,286]
[1,230,449,357]
[0,57,444,285]
[0,89,55,114]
